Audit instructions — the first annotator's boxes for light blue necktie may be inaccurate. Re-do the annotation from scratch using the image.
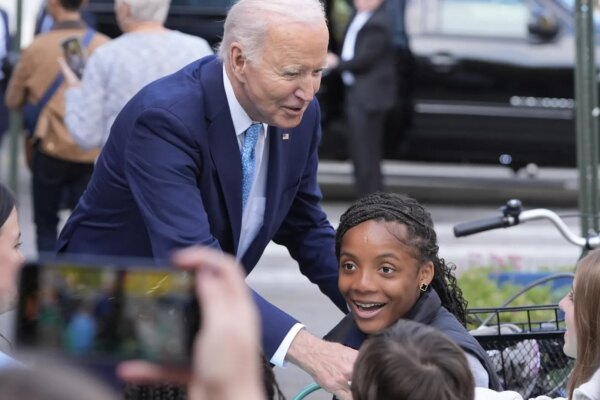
[241,123,261,208]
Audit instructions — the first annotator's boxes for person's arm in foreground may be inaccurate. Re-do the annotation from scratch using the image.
[118,247,266,400]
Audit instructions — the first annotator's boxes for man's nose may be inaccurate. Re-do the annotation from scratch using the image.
[294,75,320,102]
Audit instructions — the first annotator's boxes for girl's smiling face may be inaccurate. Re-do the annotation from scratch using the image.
[559,281,576,358]
[338,220,433,334]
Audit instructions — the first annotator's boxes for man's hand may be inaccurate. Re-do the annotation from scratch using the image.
[286,329,358,400]
[118,247,265,400]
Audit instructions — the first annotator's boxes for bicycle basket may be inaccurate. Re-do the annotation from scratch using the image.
[469,304,573,399]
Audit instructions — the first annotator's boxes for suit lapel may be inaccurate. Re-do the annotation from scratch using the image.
[263,126,286,232]
[202,58,243,251]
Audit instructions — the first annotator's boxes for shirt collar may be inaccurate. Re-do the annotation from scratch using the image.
[222,65,267,138]
[51,19,87,31]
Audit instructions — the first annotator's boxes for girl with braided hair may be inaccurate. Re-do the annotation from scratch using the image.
[325,192,501,390]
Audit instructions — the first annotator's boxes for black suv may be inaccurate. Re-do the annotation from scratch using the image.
[87,0,593,169]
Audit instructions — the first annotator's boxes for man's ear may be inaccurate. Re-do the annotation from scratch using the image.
[419,261,434,286]
[229,43,247,83]
[115,1,131,20]
[122,2,132,18]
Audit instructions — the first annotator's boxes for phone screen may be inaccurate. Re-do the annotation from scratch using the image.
[61,37,86,79]
[16,260,198,366]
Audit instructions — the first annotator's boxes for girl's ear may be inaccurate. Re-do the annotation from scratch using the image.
[419,261,434,286]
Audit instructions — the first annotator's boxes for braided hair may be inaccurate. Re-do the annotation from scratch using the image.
[335,192,468,325]
[262,355,286,400]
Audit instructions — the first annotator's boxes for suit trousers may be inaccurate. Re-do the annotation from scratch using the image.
[32,145,94,253]
[345,86,385,198]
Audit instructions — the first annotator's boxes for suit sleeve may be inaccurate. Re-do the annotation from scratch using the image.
[273,103,347,315]
[337,22,394,75]
[123,107,221,259]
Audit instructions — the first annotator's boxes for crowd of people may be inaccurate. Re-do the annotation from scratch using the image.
[0,0,597,399]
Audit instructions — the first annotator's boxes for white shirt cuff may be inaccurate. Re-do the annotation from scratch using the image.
[269,323,305,367]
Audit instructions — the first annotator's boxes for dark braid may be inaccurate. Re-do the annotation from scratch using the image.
[262,355,286,400]
[335,192,468,325]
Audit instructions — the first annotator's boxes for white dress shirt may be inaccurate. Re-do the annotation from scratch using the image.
[340,11,373,86]
[222,67,304,367]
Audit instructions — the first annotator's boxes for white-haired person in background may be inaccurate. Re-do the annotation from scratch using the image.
[59,0,213,150]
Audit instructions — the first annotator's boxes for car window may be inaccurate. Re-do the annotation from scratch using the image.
[439,0,529,37]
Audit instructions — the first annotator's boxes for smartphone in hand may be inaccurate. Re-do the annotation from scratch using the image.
[16,258,199,366]
[61,37,86,79]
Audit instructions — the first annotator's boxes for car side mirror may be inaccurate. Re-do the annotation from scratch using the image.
[528,11,560,40]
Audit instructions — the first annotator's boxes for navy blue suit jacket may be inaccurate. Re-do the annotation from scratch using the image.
[57,55,347,358]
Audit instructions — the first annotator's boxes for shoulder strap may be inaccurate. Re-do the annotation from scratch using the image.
[81,28,95,48]
[36,28,96,109]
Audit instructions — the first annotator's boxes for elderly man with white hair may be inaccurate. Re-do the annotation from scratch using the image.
[58,0,357,398]
[60,0,213,150]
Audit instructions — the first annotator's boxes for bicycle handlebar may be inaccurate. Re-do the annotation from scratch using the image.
[453,199,600,249]
[454,215,515,237]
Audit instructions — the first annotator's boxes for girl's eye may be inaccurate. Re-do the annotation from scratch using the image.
[14,241,22,250]
[342,262,356,271]
[380,266,394,274]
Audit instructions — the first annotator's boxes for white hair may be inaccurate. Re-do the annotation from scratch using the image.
[217,0,327,63]
[120,0,171,24]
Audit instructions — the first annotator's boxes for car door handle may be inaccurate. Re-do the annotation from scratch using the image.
[429,53,458,73]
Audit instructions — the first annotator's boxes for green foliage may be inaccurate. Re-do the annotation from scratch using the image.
[458,268,571,330]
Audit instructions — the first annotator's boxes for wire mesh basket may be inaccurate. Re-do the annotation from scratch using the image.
[468,304,573,399]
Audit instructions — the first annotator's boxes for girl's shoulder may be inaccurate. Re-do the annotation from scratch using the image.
[572,368,600,400]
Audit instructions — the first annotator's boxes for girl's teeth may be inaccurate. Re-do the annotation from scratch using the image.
[356,302,383,310]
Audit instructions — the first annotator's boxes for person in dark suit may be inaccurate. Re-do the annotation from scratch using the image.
[57,0,357,398]
[327,0,396,198]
